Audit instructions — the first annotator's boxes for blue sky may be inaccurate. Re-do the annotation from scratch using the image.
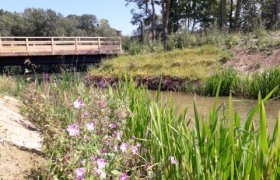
[0,0,139,35]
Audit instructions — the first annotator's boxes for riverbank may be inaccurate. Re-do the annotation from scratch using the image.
[0,95,45,179]
[1,74,280,179]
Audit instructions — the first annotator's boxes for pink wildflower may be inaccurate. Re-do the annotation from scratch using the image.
[67,124,79,136]
[86,122,95,131]
[102,148,106,154]
[75,168,86,179]
[169,156,178,165]
[84,112,89,117]
[99,80,105,88]
[142,148,147,153]
[131,146,138,154]
[109,123,116,129]
[98,100,102,107]
[136,143,141,147]
[73,99,85,109]
[120,142,128,153]
[119,173,130,180]
[97,158,106,169]
[95,168,106,179]
[132,136,135,140]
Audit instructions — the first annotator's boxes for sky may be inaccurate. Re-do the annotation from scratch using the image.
[0,0,139,35]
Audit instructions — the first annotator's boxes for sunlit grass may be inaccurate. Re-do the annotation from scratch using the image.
[89,45,231,80]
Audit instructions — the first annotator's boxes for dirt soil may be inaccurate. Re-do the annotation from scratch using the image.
[0,96,45,180]
[226,47,280,72]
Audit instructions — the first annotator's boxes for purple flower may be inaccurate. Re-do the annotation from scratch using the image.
[73,99,85,109]
[97,158,106,169]
[142,148,147,153]
[132,136,135,140]
[113,131,117,135]
[169,156,178,165]
[96,130,101,134]
[131,146,138,154]
[136,143,141,147]
[86,122,95,131]
[102,148,106,154]
[73,67,77,73]
[109,123,116,129]
[120,142,129,153]
[95,168,106,179]
[84,136,90,141]
[119,173,130,180]
[99,80,105,88]
[67,124,79,136]
[75,168,86,179]
[98,100,103,107]
[146,162,151,167]
[84,112,89,117]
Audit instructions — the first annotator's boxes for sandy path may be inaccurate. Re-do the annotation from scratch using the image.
[0,96,44,179]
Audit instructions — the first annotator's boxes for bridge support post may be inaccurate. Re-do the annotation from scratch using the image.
[75,38,78,54]
[51,38,54,55]
[26,38,29,51]
[0,38,2,52]
[98,38,100,51]
[119,37,122,53]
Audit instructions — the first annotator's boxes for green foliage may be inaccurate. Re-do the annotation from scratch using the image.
[119,77,280,179]
[0,75,24,96]
[166,30,197,50]
[89,45,229,79]
[0,8,117,37]
[225,34,240,48]
[243,67,280,98]
[204,68,240,96]
[5,72,280,179]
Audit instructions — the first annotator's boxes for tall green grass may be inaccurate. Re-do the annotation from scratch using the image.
[204,68,239,96]
[117,78,280,179]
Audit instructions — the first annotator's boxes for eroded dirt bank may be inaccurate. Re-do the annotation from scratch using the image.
[0,96,45,179]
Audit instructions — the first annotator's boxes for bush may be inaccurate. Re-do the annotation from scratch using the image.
[225,34,240,48]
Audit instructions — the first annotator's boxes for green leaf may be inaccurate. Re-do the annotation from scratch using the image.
[111,170,122,176]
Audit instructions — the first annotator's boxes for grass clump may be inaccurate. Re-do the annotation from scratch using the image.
[89,45,230,80]
[204,68,240,96]
[243,67,280,98]
[0,75,23,96]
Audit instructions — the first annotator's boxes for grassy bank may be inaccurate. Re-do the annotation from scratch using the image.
[3,73,280,179]
[89,45,231,80]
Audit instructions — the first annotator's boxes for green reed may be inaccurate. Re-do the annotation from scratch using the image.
[118,78,280,179]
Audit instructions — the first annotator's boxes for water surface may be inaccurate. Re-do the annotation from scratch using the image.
[159,91,280,133]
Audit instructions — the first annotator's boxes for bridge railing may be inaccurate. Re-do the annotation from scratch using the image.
[0,37,122,56]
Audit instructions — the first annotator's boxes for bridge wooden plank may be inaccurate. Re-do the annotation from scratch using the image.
[0,36,121,57]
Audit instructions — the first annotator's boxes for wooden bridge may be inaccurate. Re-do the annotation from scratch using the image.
[0,37,122,66]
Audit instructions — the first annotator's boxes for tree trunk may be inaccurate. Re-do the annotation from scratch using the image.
[140,21,144,42]
[219,0,226,29]
[234,0,242,31]
[229,0,234,31]
[276,0,279,27]
[151,0,156,41]
[162,0,171,44]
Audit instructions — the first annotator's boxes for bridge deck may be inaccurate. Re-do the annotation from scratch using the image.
[0,37,122,57]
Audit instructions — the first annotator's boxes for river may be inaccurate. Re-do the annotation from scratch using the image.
[159,91,280,133]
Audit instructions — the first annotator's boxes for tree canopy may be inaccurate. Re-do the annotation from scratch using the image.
[0,8,118,37]
[126,0,280,41]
